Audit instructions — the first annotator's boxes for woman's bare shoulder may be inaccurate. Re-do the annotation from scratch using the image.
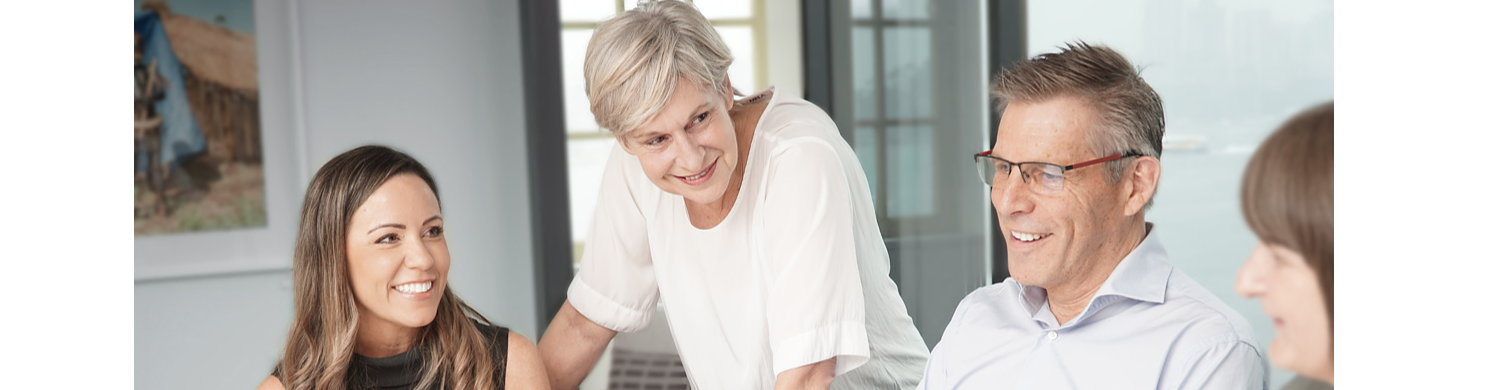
[505,330,552,390]
[255,375,285,390]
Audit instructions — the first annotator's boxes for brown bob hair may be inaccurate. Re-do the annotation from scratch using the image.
[1240,102,1335,334]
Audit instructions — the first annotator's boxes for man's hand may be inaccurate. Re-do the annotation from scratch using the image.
[773,358,836,390]
[538,300,618,390]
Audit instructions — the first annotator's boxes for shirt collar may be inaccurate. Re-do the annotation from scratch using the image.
[1092,222,1172,305]
[1017,223,1173,326]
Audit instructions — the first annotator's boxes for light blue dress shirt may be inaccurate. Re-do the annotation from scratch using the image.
[918,224,1267,390]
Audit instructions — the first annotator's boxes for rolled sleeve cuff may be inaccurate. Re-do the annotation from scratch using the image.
[566,277,654,333]
[772,320,870,377]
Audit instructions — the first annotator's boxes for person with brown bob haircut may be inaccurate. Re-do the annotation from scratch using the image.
[1236,102,1335,388]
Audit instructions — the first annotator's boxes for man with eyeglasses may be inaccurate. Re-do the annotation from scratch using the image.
[917,42,1268,390]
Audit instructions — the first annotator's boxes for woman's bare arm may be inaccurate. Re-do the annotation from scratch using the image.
[773,358,836,390]
[538,300,618,390]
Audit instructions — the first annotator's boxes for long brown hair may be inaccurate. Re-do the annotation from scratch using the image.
[277,145,503,389]
[1241,102,1334,343]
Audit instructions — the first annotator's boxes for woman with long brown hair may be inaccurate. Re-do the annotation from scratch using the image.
[258,145,549,389]
[1236,102,1335,387]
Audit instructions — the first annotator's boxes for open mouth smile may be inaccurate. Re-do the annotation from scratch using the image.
[1010,230,1052,243]
[675,158,718,186]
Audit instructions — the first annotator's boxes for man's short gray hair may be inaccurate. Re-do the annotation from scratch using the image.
[584,0,734,136]
[991,41,1165,207]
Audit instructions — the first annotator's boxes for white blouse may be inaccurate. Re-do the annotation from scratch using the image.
[567,87,929,389]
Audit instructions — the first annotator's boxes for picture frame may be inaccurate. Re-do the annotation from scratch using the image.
[135,0,309,281]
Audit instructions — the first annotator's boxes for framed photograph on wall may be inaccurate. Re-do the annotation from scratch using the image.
[135,0,307,281]
[135,0,265,235]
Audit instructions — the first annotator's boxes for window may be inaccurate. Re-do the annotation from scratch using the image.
[839,0,992,348]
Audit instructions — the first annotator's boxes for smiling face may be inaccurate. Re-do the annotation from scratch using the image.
[1237,241,1333,381]
[620,77,739,205]
[991,96,1143,290]
[346,173,449,335]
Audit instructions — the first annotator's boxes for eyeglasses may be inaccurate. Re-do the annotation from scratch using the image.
[974,150,1144,194]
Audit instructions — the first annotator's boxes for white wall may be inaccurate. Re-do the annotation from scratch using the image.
[134,0,537,388]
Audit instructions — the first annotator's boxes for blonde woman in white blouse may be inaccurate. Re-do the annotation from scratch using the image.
[535,1,928,389]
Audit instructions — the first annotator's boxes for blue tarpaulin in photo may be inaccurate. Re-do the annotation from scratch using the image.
[135,10,206,173]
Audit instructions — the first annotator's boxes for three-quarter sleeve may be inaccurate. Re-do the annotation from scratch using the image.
[760,136,871,377]
[566,143,660,333]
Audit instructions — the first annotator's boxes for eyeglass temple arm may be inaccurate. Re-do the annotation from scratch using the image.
[1065,153,1123,170]
[1067,151,1148,169]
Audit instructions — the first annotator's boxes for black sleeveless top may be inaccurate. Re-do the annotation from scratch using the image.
[272,321,510,389]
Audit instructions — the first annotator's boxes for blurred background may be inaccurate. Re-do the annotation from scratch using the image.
[133,0,1331,388]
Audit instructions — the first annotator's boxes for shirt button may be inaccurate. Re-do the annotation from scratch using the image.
[1047,331,1058,340]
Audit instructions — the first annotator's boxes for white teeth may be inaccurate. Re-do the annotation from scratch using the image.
[1011,231,1050,242]
[394,281,432,294]
[683,161,714,181]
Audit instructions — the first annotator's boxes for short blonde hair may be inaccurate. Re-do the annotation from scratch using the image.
[584,0,734,136]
